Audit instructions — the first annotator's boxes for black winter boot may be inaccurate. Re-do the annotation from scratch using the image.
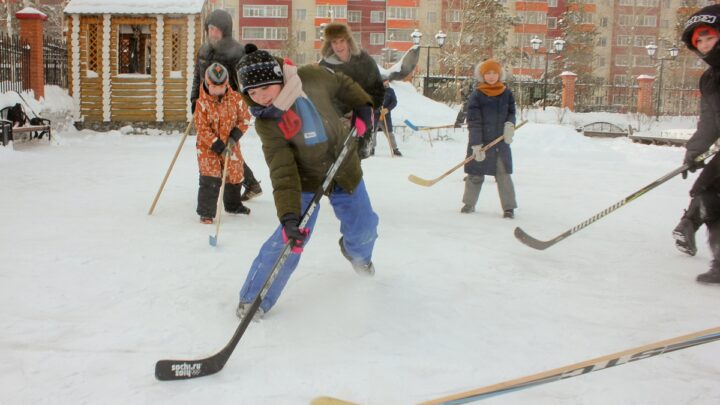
[224,183,250,214]
[241,181,263,201]
[673,199,702,256]
[698,221,720,284]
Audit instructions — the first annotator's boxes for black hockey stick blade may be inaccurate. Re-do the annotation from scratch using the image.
[154,293,263,380]
[514,227,569,251]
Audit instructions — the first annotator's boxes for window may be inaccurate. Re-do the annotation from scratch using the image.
[613,75,628,86]
[370,10,385,23]
[598,57,606,67]
[388,7,418,20]
[294,9,307,20]
[243,5,288,18]
[170,25,182,73]
[600,17,608,27]
[547,17,557,29]
[387,29,414,42]
[348,11,361,23]
[296,31,306,43]
[635,55,653,67]
[615,55,630,66]
[597,36,607,47]
[118,25,151,74]
[549,0,558,6]
[242,27,288,41]
[86,23,99,74]
[446,10,461,23]
[427,11,437,23]
[316,5,347,19]
[224,7,235,18]
[616,35,631,46]
[352,32,361,46]
[295,53,306,64]
[370,32,385,45]
[518,11,547,25]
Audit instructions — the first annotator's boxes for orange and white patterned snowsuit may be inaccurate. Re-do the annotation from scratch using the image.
[194,84,251,184]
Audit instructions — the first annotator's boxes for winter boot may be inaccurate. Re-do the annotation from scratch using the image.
[226,203,251,215]
[696,267,720,284]
[392,148,403,157]
[339,237,375,276]
[673,218,698,256]
[236,302,265,322]
[503,209,515,219]
[241,181,263,201]
[460,205,475,214]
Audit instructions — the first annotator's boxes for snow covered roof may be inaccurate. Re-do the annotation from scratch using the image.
[64,0,206,15]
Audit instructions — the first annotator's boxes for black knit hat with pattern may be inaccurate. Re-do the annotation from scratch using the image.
[237,44,284,93]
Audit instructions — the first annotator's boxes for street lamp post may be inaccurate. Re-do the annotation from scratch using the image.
[530,36,565,110]
[410,28,447,96]
[645,44,679,121]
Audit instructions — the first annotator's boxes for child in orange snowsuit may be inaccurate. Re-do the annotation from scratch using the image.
[194,63,252,223]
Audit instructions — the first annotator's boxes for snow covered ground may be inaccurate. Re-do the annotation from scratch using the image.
[1,84,718,405]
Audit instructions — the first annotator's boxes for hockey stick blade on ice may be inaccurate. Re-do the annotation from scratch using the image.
[408,120,527,187]
[514,149,717,250]
[420,326,720,404]
[155,128,359,381]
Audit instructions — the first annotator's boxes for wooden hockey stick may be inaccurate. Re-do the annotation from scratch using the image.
[380,109,394,158]
[420,326,720,405]
[209,149,231,247]
[408,120,526,187]
[148,121,193,215]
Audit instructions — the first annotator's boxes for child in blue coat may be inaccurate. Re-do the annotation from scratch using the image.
[460,59,517,218]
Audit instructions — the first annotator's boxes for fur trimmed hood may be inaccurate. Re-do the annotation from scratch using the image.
[320,22,361,58]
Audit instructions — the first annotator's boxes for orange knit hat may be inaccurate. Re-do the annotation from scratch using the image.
[479,59,502,75]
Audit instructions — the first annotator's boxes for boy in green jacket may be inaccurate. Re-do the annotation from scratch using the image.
[236,45,379,319]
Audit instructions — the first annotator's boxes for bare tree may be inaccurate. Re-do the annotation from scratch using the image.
[439,0,513,102]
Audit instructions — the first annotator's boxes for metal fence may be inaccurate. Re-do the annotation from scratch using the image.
[44,36,67,88]
[420,75,701,116]
[0,32,31,94]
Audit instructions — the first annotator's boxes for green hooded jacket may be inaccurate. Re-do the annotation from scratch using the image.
[243,62,373,221]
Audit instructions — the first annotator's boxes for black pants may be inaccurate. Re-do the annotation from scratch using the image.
[243,162,259,187]
[197,176,244,218]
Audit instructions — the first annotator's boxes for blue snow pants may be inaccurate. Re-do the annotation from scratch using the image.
[238,179,379,313]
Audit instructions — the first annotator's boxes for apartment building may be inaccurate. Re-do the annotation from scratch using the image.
[207,0,710,87]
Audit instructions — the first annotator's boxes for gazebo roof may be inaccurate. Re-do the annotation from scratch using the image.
[64,0,205,15]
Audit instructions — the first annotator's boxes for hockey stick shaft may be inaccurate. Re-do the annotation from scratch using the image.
[514,148,718,250]
[209,150,231,247]
[408,121,527,187]
[148,121,193,215]
[420,326,720,405]
[380,110,394,158]
[404,119,459,131]
[154,128,358,381]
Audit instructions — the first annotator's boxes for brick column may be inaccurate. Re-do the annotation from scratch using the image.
[16,7,48,100]
[560,71,577,111]
[636,75,655,116]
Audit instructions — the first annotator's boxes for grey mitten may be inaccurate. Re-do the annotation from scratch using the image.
[503,121,515,144]
[471,145,486,162]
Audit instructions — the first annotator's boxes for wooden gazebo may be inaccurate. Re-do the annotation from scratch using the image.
[64,0,208,129]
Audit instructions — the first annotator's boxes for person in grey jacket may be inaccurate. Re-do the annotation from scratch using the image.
[190,9,262,201]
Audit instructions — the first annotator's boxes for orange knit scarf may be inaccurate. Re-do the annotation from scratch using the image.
[477,82,506,97]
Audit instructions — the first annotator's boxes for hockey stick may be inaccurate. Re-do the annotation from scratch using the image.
[420,326,720,405]
[209,149,231,247]
[154,127,359,381]
[380,109,394,158]
[408,120,527,187]
[404,119,459,131]
[514,148,718,250]
[148,121,193,215]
